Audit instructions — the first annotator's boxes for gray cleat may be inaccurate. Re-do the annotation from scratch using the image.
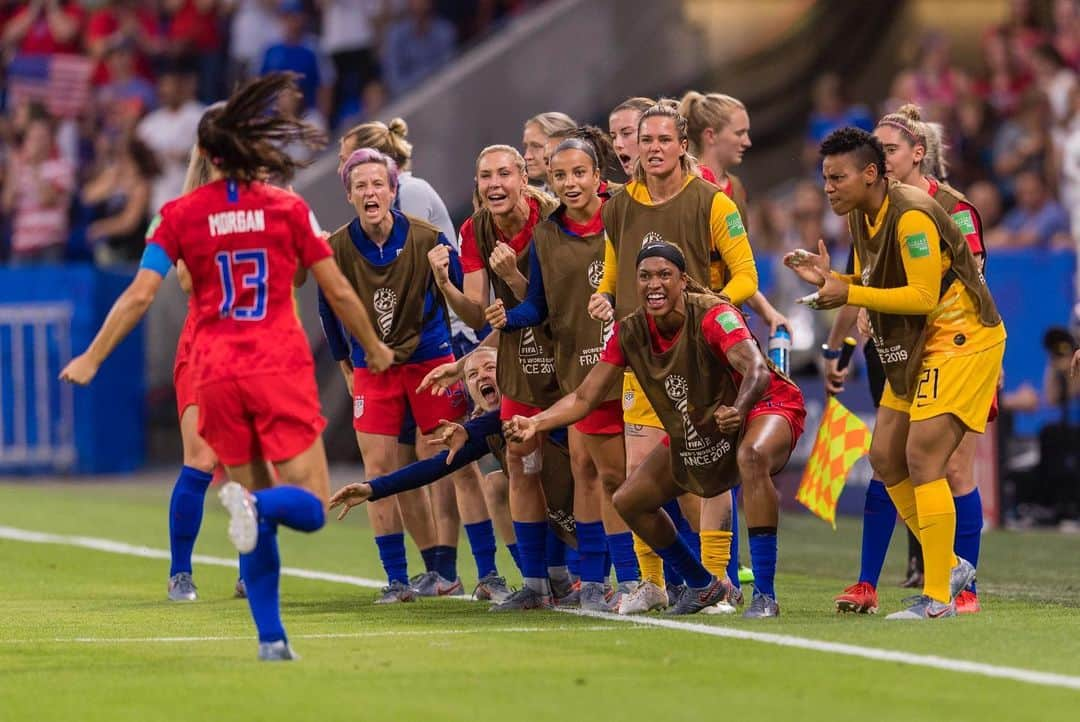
[410,571,462,596]
[258,640,299,661]
[578,581,612,612]
[666,577,730,615]
[374,580,417,604]
[742,591,780,618]
[950,557,976,600]
[168,572,197,602]
[473,573,513,603]
[554,582,581,608]
[488,586,553,612]
[885,594,956,620]
[234,577,247,599]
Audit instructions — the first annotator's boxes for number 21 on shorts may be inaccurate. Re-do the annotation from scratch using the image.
[916,367,940,402]
[216,249,268,320]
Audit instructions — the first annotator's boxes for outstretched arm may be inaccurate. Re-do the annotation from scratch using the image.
[504,362,621,442]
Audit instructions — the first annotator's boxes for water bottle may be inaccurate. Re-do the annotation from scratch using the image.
[768,324,791,375]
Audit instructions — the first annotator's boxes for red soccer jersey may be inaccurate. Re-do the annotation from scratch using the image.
[599,303,797,398]
[148,179,333,387]
[458,195,542,273]
[928,178,985,257]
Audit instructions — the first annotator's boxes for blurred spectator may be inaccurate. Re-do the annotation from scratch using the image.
[881,70,919,116]
[165,0,226,104]
[86,0,163,85]
[1031,43,1077,125]
[991,169,1071,248]
[966,180,1004,231]
[317,0,385,124]
[80,134,159,266]
[950,96,996,187]
[1,108,73,264]
[137,63,205,214]
[1,0,83,57]
[976,28,1032,117]
[992,90,1052,195]
[223,0,281,87]
[260,1,334,121]
[97,42,158,123]
[1052,0,1080,69]
[802,72,873,172]
[912,32,968,119]
[382,0,456,97]
[1059,86,1080,232]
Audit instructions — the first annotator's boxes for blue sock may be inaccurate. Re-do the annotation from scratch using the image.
[606,531,640,583]
[566,545,582,578]
[168,465,212,576]
[421,546,439,573]
[464,520,498,578]
[654,536,712,589]
[748,527,778,599]
[728,487,741,588]
[576,521,607,583]
[858,480,896,587]
[661,500,686,585]
[954,488,983,594]
[507,543,523,574]
[435,544,457,580]
[545,527,566,568]
[513,521,548,581]
[601,549,611,581]
[240,519,284,643]
[375,533,409,584]
[252,486,325,532]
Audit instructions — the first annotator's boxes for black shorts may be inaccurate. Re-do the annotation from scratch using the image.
[864,341,886,408]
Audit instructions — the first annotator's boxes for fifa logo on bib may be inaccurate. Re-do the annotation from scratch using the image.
[373,288,397,338]
[664,374,706,451]
[641,231,664,248]
[861,266,872,286]
[587,260,604,289]
[600,316,615,346]
[519,326,541,358]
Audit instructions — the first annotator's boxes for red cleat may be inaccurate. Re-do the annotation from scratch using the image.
[835,581,879,614]
[955,589,981,614]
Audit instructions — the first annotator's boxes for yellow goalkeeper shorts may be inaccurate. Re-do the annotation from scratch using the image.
[621,371,663,430]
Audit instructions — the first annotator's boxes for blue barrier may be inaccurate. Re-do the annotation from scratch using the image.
[0,265,144,474]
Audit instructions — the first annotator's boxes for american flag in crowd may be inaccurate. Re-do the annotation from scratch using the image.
[6,54,94,119]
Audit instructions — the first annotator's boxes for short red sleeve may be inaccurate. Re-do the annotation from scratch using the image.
[598,322,626,367]
[292,198,332,268]
[146,205,180,262]
[459,218,484,273]
[950,201,984,257]
[701,304,753,356]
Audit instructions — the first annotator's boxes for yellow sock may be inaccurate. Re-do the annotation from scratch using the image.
[633,533,665,587]
[914,479,959,603]
[701,530,732,580]
[885,478,920,541]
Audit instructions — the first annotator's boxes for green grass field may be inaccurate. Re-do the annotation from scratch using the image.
[2,474,1079,721]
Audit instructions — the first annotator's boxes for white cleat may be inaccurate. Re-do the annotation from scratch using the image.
[218,481,258,554]
[702,600,737,615]
[617,580,668,615]
[258,640,299,661]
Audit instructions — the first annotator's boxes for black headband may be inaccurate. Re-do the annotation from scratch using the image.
[636,241,686,272]
[551,137,598,167]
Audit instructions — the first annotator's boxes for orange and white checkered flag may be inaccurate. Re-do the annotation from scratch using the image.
[796,396,872,528]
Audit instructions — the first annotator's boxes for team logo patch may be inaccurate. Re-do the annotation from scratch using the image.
[715,310,742,333]
[724,211,745,237]
[623,390,635,411]
[904,232,931,259]
[641,231,664,248]
[354,396,364,419]
[951,209,976,235]
[373,288,397,337]
[587,260,605,289]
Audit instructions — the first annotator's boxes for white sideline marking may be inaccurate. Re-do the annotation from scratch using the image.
[0,626,627,645]
[560,609,1080,692]
[3,523,1080,691]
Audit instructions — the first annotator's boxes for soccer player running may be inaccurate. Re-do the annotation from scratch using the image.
[329,346,573,605]
[506,241,804,617]
[787,127,1005,619]
[484,130,626,611]
[591,100,762,615]
[829,106,992,616]
[60,73,393,659]
[429,145,563,610]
